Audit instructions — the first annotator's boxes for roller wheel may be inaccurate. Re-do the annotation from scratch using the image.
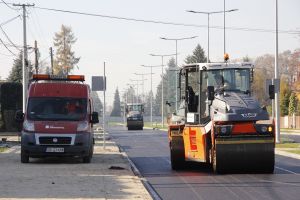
[170,137,185,170]
[262,153,275,174]
[212,149,224,174]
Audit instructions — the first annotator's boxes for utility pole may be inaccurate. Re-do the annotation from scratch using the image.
[50,47,54,75]
[34,40,38,74]
[13,3,34,112]
[275,0,280,143]
[103,62,106,149]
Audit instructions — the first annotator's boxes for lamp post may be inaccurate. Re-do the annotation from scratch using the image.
[186,8,238,62]
[149,53,176,128]
[160,36,198,112]
[141,64,161,126]
[130,79,146,103]
[274,0,280,143]
[126,84,136,103]
[134,73,153,102]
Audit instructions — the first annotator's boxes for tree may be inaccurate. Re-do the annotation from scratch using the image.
[110,88,121,116]
[144,91,153,117]
[184,44,207,64]
[289,92,297,116]
[91,91,103,114]
[53,25,80,75]
[7,52,22,83]
[153,57,178,116]
[280,78,292,116]
[243,55,251,62]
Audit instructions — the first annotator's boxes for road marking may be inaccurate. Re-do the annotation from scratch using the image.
[275,166,299,175]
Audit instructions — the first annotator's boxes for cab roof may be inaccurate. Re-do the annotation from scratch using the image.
[182,62,254,71]
[126,103,144,106]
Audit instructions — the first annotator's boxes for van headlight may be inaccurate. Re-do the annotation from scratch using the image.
[23,120,35,132]
[77,121,89,132]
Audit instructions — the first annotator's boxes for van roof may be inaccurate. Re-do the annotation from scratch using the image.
[29,82,89,98]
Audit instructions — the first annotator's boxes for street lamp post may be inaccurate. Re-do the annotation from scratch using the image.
[141,65,161,126]
[134,73,153,102]
[130,79,146,103]
[186,8,238,62]
[149,53,176,128]
[160,36,198,112]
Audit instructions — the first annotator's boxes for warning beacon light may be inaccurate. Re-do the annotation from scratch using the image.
[32,74,85,81]
[224,53,229,62]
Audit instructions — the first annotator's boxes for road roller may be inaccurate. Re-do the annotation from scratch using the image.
[167,60,275,173]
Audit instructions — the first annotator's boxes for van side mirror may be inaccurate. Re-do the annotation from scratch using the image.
[269,84,275,99]
[91,112,99,124]
[207,86,215,100]
[15,110,24,123]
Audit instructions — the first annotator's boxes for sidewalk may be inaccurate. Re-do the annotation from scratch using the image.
[0,131,152,200]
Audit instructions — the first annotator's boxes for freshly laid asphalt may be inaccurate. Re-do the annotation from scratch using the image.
[109,126,300,200]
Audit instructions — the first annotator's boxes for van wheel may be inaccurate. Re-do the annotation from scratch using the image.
[83,145,93,163]
[83,155,91,163]
[21,149,29,163]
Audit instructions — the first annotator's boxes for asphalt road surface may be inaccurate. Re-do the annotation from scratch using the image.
[109,126,300,200]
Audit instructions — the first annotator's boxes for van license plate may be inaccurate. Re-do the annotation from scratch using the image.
[46,147,64,153]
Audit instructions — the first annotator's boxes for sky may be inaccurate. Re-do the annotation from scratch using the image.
[0,0,300,106]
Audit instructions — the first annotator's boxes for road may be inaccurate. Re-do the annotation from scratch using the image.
[109,126,300,200]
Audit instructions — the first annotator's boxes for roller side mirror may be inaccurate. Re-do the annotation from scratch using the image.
[269,84,275,99]
[207,86,215,101]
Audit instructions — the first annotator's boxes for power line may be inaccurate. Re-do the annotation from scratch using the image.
[0,15,20,26]
[0,26,20,50]
[0,50,14,57]
[33,6,300,35]
[1,0,19,11]
[0,37,17,56]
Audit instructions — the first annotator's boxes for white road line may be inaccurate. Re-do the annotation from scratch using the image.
[275,166,299,175]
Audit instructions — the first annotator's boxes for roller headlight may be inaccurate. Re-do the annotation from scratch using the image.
[221,127,227,134]
[254,124,273,134]
[261,126,268,133]
[215,125,232,136]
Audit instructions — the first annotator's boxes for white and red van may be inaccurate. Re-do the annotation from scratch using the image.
[16,74,99,163]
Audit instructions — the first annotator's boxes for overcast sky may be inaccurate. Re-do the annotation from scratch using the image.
[0,0,299,106]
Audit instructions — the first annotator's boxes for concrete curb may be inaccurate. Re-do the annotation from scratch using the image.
[275,149,300,160]
[118,145,162,200]
[281,132,300,136]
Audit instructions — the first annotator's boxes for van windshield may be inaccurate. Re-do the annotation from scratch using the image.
[27,97,87,121]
